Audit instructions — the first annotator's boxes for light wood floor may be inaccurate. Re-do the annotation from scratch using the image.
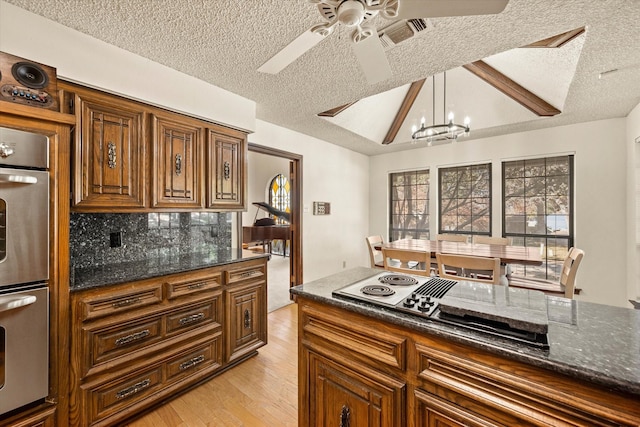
[123,303,298,427]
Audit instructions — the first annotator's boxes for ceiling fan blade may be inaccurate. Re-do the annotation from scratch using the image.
[395,0,509,19]
[352,34,392,85]
[258,29,327,74]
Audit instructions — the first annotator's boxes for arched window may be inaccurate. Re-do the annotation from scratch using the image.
[269,173,290,224]
[269,173,290,256]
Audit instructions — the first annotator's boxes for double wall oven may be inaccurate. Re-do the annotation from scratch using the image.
[0,126,50,416]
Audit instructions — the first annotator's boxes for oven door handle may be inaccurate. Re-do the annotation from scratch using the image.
[0,173,38,184]
[0,295,37,313]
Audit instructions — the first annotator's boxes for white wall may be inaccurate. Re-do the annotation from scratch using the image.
[627,102,640,303]
[250,120,370,283]
[0,1,255,132]
[370,119,630,307]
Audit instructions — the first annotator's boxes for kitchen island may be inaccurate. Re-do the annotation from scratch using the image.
[291,267,640,426]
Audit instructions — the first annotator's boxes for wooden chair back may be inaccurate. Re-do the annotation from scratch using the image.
[382,248,431,276]
[435,253,501,285]
[560,247,584,298]
[473,235,511,246]
[436,233,468,243]
[365,235,385,269]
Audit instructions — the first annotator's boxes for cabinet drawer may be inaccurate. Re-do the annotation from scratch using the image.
[165,273,222,300]
[79,283,163,321]
[87,366,163,423]
[301,304,406,371]
[166,335,223,383]
[165,296,222,337]
[87,317,163,375]
[225,263,266,285]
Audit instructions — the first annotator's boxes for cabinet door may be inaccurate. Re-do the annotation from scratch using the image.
[152,114,203,208]
[308,351,405,427]
[74,94,146,208]
[207,129,246,210]
[225,281,266,363]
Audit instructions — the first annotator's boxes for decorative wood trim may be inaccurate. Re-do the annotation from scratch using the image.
[524,27,585,48]
[382,78,426,145]
[463,60,560,117]
[317,102,357,117]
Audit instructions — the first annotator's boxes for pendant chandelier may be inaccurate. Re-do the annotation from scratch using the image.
[411,72,470,144]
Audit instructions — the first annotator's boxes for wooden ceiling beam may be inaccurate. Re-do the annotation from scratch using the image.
[382,78,426,145]
[524,27,585,48]
[463,60,560,117]
[317,101,357,117]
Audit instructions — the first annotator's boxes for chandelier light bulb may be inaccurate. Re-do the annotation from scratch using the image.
[464,116,470,126]
[448,111,454,122]
[420,116,426,126]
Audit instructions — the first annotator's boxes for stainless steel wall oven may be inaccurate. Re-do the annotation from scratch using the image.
[0,126,50,416]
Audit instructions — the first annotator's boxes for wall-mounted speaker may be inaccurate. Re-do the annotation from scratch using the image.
[0,51,59,111]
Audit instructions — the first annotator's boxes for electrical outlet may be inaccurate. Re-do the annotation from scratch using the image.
[109,231,122,248]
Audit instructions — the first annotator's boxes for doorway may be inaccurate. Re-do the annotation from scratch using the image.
[243,144,302,309]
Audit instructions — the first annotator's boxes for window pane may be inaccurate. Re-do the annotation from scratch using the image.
[503,156,573,278]
[390,170,429,240]
[439,163,491,235]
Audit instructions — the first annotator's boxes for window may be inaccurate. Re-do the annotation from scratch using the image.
[438,163,491,236]
[502,155,574,279]
[269,173,290,255]
[389,170,430,240]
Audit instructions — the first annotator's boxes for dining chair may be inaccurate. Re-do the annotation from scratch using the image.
[473,235,511,245]
[365,235,385,269]
[436,233,468,243]
[509,247,584,298]
[435,253,501,285]
[382,247,431,276]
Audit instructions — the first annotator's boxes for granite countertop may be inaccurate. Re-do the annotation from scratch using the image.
[71,248,268,291]
[290,267,640,396]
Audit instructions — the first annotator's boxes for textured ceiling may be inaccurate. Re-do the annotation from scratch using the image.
[5,0,640,156]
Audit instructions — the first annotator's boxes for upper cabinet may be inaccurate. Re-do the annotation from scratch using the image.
[71,87,147,209]
[207,127,246,210]
[60,82,247,212]
[151,114,204,209]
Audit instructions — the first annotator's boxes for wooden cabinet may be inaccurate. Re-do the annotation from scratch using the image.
[69,258,267,426]
[151,114,204,208]
[225,259,267,363]
[207,127,246,210]
[296,297,640,427]
[59,81,247,212]
[70,86,146,209]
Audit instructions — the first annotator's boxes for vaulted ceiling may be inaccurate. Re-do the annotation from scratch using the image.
[5,0,640,156]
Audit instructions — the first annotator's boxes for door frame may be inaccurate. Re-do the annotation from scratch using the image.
[247,143,303,288]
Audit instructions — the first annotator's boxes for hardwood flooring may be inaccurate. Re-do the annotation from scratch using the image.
[123,303,298,427]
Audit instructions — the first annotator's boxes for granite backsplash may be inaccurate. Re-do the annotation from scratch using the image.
[70,212,232,269]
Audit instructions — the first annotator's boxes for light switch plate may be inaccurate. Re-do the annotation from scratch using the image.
[313,201,330,215]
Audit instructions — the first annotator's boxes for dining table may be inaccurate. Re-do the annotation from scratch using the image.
[376,238,543,266]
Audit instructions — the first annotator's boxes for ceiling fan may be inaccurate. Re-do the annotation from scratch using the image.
[257,0,509,85]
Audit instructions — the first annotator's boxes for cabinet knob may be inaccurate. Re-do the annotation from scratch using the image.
[0,142,14,158]
[107,142,117,168]
[243,308,251,329]
[175,153,182,176]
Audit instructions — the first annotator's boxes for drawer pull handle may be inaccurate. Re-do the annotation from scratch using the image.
[107,142,117,169]
[243,308,251,329]
[240,270,259,278]
[175,153,182,176]
[115,329,151,346]
[112,297,141,308]
[340,405,351,427]
[116,378,151,400]
[179,354,205,371]
[187,282,206,290]
[178,312,205,326]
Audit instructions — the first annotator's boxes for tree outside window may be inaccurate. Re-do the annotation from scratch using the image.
[438,163,491,236]
[389,170,429,241]
[502,155,574,279]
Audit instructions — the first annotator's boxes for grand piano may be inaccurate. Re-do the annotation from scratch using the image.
[242,202,290,254]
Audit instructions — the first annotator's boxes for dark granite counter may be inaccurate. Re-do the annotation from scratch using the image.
[71,248,268,291]
[290,267,640,396]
